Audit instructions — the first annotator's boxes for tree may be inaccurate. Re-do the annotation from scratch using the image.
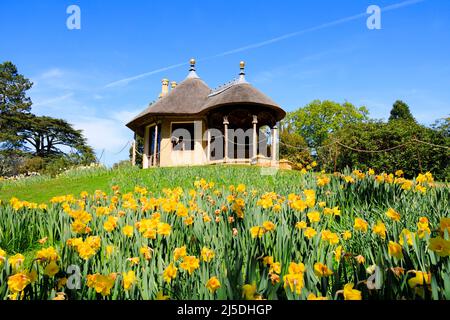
[285,100,369,148]
[20,115,95,161]
[0,61,33,150]
[279,128,312,167]
[0,61,97,176]
[388,100,416,123]
[129,134,143,168]
[319,120,449,180]
[431,116,450,137]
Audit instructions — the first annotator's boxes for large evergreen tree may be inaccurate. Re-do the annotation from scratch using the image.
[389,100,416,122]
[20,115,95,161]
[0,61,96,176]
[0,61,33,150]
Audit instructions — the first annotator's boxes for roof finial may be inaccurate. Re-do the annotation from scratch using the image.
[187,58,199,79]
[238,60,247,83]
[190,58,196,71]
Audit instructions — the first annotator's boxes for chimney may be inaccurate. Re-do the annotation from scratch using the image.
[171,81,177,89]
[159,78,170,98]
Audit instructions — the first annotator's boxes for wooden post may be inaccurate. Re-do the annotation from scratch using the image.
[252,115,258,163]
[223,116,229,163]
[143,126,149,169]
[271,125,278,162]
[206,129,211,164]
[153,125,158,167]
[131,138,136,166]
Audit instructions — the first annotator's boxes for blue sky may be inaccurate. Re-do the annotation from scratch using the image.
[1,0,449,166]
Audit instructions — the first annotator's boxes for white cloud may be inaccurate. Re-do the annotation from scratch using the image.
[26,66,141,166]
[73,116,130,151]
[41,68,64,80]
[111,108,144,125]
[32,92,74,108]
[103,0,424,88]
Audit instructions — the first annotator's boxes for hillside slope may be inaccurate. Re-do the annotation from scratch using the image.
[0,166,301,203]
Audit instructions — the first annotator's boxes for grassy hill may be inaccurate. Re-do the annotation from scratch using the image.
[1,164,449,300]
[0,165,302,203]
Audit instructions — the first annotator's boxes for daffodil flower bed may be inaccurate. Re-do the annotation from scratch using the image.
[0,169,449,300]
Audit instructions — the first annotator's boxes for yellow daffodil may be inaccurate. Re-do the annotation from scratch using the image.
[180,256,200,275]
[155,291,170,300]
[314,263,333,277]
[44,261,60,277]
[122,270,136,290]
[242,283,257,300]
[0,248,6,266]
[388,241,403,259]
[36,246,59,263]
[428,237,450,257]
[334,245,343,262]
[283,263,305,296]
[307,211,321,223]
[201,247,215,262]
[372,221,387,239]
[163,263,177,283]
[7,272,31,293]
[399,229,415,246]
[122,225,134,237]
[296,221,307,230]
[307,293,328,300]
[8,253,25,271]
[250,226,265,239]
[355,255,365,264]
[288,262,306,275]
[386,208,401,222]
[304,227,317,239]
[103,216,119,232]
[157,222,172,236]
[440,217,450,235]
[206,276,221,293]
[354,218,369,233]
[343,283,362,300]
[321,230,340,245]
[53,292,66,300]
[173,246,187,261]
[86,273,116,296]
[263,221,276,232]
[270,262,281,275]
[408,271,431,288]
[342,230,352,240]
[140,246,152,260]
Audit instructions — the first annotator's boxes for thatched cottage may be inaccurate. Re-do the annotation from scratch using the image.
[126,59,285,168]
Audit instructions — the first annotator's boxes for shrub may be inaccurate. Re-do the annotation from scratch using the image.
[279,129,312,168]
[18,156,44,174]
[318,120,450,180]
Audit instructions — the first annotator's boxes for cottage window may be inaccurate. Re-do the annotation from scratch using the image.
[171,123,195,151]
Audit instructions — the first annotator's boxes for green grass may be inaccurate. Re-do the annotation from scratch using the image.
[0,166,303,203]
[0,170,113,203]
[1,165,450,300]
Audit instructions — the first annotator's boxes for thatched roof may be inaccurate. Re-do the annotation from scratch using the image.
[201,82,285,120]
[126,65,286,134]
